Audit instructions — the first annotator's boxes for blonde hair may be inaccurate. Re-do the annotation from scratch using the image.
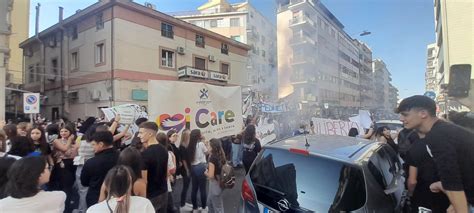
[180,129,191,148]
[103,165,132,213]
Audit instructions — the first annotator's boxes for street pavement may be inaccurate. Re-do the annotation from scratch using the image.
[171,166,246,212]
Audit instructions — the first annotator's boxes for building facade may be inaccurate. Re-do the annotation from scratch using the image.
[433,0,472,112]
[372,59,392,112]
[20,0,249,120]
[172,0,277,100]
[425,43,438,92]
[277,0,361,118]
[388,83,399,111]
[354,39,375,110]
[0,0,30,120]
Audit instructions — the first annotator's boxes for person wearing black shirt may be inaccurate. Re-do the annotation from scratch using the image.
[80,131,119,207]
[138,122,169,213]
[205,138,226,213]
[397,95,474,212]
[406,137,449,212]
[242,125,262,173]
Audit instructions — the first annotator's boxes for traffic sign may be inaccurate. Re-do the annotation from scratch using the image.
[424,91,436,100]
[23,93,40,114]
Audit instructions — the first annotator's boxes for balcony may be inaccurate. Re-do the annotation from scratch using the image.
[289,13,316,30]
[288,0,315,11]
[290,56,316,66]
[290,31,316,46]
[177,66,228,83]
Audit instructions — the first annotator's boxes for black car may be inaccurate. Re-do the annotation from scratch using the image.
[240,135,406,212]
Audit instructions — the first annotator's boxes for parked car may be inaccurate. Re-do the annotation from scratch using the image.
[375,120,403,131]
[240,135,406,212]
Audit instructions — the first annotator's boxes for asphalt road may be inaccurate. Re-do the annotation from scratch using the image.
[171,166,246,212]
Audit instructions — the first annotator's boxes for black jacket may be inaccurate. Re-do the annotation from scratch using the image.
[80,148,119,207]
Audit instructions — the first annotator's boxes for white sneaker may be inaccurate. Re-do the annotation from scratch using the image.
[180,205,193,212]
[185,203,193,208]
[200,207,209,213]
[192,209,200,213]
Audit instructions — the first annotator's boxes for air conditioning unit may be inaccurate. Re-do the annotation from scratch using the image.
[68,91,79,100]
[47,76,56,82]
[145,2,156,10]
[177,46,185,55]
[208,55,216,62]
[91,90,101,101]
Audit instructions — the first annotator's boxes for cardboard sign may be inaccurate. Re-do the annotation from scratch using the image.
[311,117,364,136]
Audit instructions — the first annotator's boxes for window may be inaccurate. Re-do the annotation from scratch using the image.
[194,57,206,70]
[96,13,104,30]
[230,18,240,27]
[195,34,205,48]
[210,19,217,28]
[231,35,241,42]
[35,63,41,82]
[95,43,105,65]
[221,43,229,55]
[221,63,230,75]
[28,65,34,83]
[71,52,79,70]
[262,50,266,58]
[71,25,78,40]
[261,35,265,45]
[161,49,174,68]
[161,23,174,39]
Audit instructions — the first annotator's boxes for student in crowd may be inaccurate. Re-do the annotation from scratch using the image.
[0,157,16,199]
[81,131,119,207]
[28,125,52,163]
[3,124,17,152]
[0,156,66,212]
[46,124,60,145]
[397,95,474,212]
[109,146,147,199]
[242,125,262,173]
[158,132,177,213]
[179,129,193,212]
[167,130,181,180]
[74,123,99,212]
[7,136,36,158]
[16,122,29,137]
[86,165,155,213]
[406,136,449,212]
[187,129,209,211]
[374,126,398,152]
[50,124,78,213]
[138,122,169,212]
[205,138,226,213]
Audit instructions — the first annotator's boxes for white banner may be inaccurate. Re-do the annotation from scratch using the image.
[149,80,243,139]
[311,117,364,136]
[256,117,277,146]
[101,104,148,145]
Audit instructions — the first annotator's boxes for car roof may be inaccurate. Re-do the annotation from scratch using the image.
[376,120,402,124]
[266,135,380,165]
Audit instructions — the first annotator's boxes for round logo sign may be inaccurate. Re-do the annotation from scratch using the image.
[26,95,38,105]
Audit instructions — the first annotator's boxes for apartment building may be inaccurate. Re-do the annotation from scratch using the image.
[372,59,392,111]
[388,83,399,111]
[433,0,472,111]
[425,43,438,93]
[0,0,30,120]
[172,0,277,100]
[20,0,249,120]
[354,39,375,110]
[277,0,361,118]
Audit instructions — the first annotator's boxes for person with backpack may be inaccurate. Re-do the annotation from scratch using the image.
[205,138,227,213]
[242,125,262,173]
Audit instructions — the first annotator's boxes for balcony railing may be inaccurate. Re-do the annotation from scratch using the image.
[290,31,316,46]
[177,66,228,82]
[289,13,316,29]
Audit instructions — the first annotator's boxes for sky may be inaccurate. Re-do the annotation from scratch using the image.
[28,0,435,99]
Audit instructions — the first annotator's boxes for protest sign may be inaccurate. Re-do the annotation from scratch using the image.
[149,80,243,139]
[311,117,364,136]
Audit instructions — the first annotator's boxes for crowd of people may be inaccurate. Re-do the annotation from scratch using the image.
[0,114,261,213]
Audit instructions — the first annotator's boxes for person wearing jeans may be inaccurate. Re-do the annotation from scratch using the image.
[231,135,242,167]
[186,129,208,211]
[191,163,207,210]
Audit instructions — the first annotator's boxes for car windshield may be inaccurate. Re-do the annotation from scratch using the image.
[249,148,366,212]
[376,122,403,131]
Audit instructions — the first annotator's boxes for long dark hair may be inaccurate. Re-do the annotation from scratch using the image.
[375,126,389,138]
[348,128,359,137]
[46,124,60,136]
[103,165,132,213]
[8,136,34,157]
[28,125,49,155]
[167,129,177,145]
[243,124,257,145]
[117,147,143,182]
[5,156,47,198]
[0,157,16,199]
[79,117,96,134]
[187,129,202,162]
[60,124,77,140]
[3,124,17,139]
[209,138,226,167]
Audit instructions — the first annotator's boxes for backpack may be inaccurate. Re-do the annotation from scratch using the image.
[219,162,235,189]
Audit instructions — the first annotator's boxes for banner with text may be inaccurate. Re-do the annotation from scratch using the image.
[149,80,242,139]
[311,117,364,136]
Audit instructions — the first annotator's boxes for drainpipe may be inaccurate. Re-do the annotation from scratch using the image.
[59,6,65,119]
[110,4,115,106]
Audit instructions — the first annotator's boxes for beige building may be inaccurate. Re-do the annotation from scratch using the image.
[20,0,249,120]
[0,0,30,120]
[433,0,473,111]
[277,0,362,118]
[354,39,375,110]
[172,0,278,100]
